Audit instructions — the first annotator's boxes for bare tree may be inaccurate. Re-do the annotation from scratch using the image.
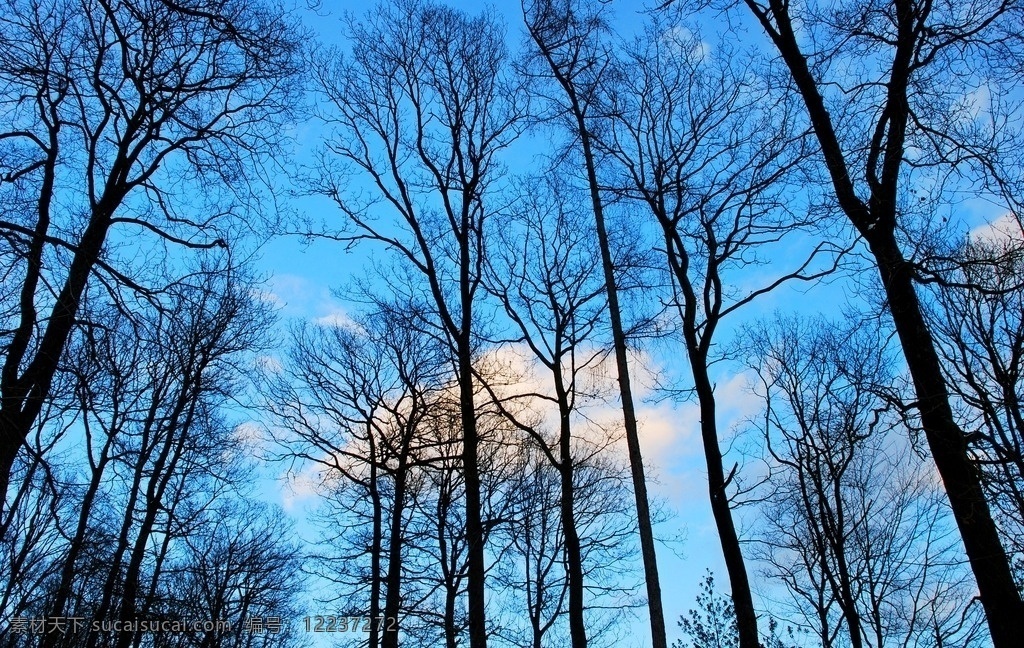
[162,501,303,648]
[931,236,1024,574]
[482,173,609,648]
[487,440,642,648]
[0,0,302,520]
[0,354,77,634]
[519,3,668,645]
[746,315,986,648]
[391,366,525,648]
[12,267,256,645]
[729,0,1024,640]
[308,2,524,644]
[270,302,450,648]
[0,262,291,648]
[402,405,471,648]
[0,450,75,645]
[600,11,839,648]
[74,271,270,648]
[493,448,570,648]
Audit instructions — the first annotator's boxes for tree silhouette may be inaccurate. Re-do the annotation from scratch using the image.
[0,0,302,522]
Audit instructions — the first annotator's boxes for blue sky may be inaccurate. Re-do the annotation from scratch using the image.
[245,0,1013,645]
[250,3,727,642]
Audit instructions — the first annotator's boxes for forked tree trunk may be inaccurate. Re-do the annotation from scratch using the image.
[667,226,761,648]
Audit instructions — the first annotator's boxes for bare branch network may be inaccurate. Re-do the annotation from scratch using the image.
[2,1,1023,648]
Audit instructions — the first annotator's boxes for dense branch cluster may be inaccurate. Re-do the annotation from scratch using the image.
[2,0,1024,647]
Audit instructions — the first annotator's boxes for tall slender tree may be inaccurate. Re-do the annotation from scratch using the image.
[600,13,839,647]
[483,174,611,648]
[731,0,1024,641]
[520,3,667,645]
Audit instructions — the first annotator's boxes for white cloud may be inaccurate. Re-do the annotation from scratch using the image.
[255,354,284,374]
[476,343,710,505]
[660,25,710,63]
[313,310,360,330]
[266,273,359,328]
[251,288,282,306]
[281,469,321,512]
[231,420,264,445]
[963,84,992,123]
[226,421,271,464]
[969,211,1023,244]
[265,273,312,309]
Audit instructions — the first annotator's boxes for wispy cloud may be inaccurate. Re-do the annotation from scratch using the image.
[265,273,357,327]
[969,211,1022,244]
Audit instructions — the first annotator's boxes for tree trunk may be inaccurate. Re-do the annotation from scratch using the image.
[459,337,487,648]
[0,434,19,530]
[677,273,759,648]
[44,439,114,648]
[86,437,151,648]
[868,229,1023,645]
[525,10,667,642]
[586,156,666,647]
[444,560,460,648]
[0,210,113,525]
[740,2,1024,638]
[369,459,383,648]
[576,125,667,648]
[693,375,760,648]
[381,466,407,648]
[113,403,194,648]
[556,384,588,648]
